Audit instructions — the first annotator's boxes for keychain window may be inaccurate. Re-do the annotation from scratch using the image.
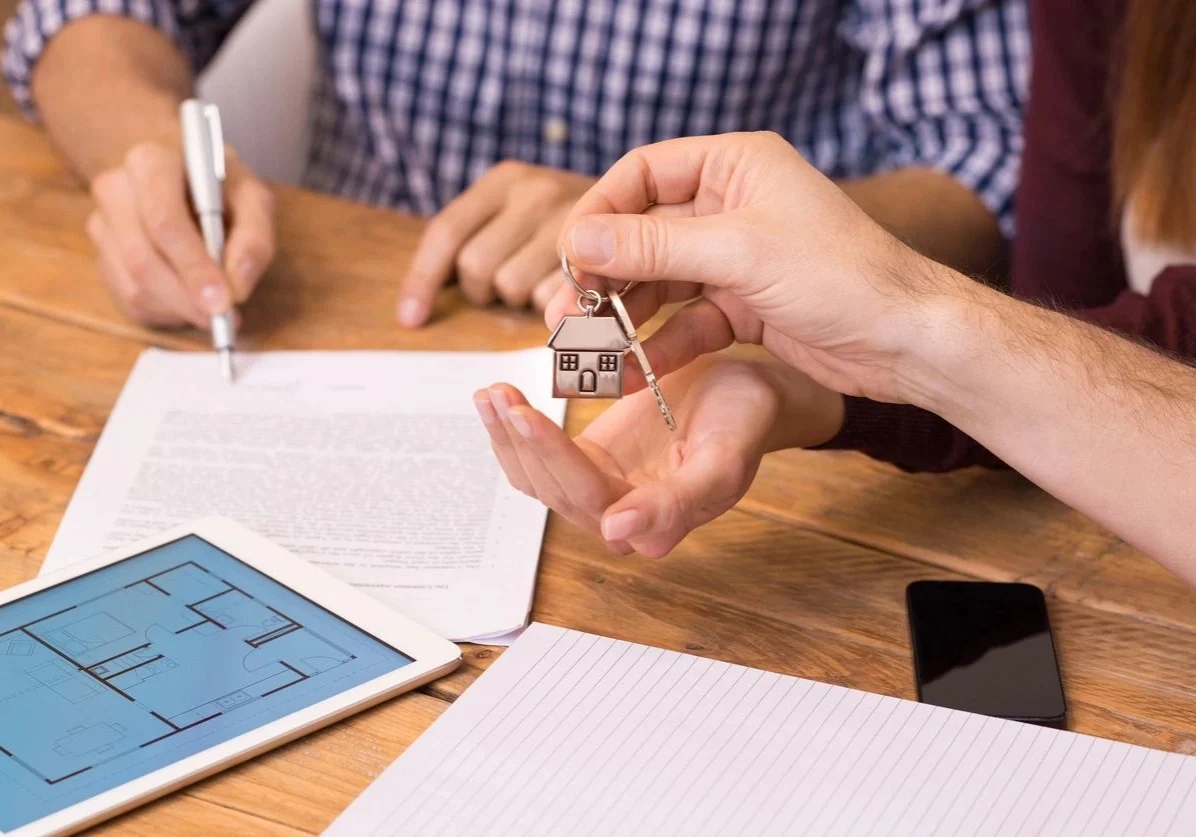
[598,354,619,372]
[559,353,579,371]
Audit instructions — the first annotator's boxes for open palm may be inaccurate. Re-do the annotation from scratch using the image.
[475,355,837,557]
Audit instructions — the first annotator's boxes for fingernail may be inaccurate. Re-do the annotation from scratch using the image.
[200,283,230,314]
[490,388,510,419]
[602,509,643,541]
[570,218,614,265]
[474,395,497,426]
[398,297,427,328]
[508,410,533,439]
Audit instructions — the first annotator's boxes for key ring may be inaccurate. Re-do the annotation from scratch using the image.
[561,249,636,316]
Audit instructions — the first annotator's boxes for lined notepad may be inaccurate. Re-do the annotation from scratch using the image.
[326,624,1196,836]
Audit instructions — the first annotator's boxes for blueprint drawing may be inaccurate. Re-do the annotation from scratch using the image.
[1,532,418,836]
[0,559,356,786]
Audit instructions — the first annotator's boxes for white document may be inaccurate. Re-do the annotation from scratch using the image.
[42,349,565,643]
[328,623,1196,837]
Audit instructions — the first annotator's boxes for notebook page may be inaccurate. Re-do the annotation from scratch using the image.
[326,624,1196,837]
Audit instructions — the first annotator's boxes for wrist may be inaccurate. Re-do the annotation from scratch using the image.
[887,262,1005,420]
[758,362,845,451]
[86,120,183,185]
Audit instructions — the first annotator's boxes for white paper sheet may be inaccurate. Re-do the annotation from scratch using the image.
[327,623,1196,837]
[42,349,565,642]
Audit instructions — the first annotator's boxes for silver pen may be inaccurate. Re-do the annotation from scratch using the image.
[180,99,237,382]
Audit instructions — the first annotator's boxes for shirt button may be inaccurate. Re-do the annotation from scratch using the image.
[543,119,569,144]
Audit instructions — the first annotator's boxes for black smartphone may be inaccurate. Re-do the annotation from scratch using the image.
[906,580,1067,728]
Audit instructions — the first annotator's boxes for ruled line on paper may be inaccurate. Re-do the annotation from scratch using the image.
[365,627,585,837]
[482,643,693,834]
[325,624,1196,837]
[465,642,676,837]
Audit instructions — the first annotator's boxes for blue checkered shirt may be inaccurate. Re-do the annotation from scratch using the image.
[3,0,1029,236]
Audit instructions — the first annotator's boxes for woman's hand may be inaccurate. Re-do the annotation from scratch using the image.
[547,132,969,407]
[475,356,843,557]
[397,162,597,326]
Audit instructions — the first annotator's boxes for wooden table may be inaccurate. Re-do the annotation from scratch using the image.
[3,114,1196,834]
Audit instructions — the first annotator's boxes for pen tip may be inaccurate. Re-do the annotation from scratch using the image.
[220,349,235,383]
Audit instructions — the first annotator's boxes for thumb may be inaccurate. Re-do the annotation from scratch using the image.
[563,214,742,289]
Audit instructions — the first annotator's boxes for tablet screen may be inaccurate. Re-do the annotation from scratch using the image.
[0,535,413,831]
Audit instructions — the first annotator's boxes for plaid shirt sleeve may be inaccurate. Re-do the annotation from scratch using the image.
[841,0,1030,238]
[2,0,252,121]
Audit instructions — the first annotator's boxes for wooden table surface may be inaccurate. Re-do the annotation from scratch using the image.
[3,114,1196,834]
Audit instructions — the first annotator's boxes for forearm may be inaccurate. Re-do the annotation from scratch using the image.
[32,17,193,180]
[906,272,1196,580]
[814,267,1196,476]
[840,169,1007,281]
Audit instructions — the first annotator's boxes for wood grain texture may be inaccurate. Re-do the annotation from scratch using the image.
[4,112,1196,833]
[3,304,1196,756]
[741,449,1196,633]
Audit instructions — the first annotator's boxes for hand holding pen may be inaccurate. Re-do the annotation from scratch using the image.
[181,100,239,379]
[84,105,276,347]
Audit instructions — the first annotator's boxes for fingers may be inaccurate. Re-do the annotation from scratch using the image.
[398,163,521,327]
[86,210,184,327]
[556,134,794,290]
[474,388,532,495]
[399,180,506,326]
[474,378,751,559]
[400,164,599,325]
[545,201,705,326]
[562,135,723,220]
[457,207,544,308]
[626,298,737,390]
[563,212,744,289]
[89,170,203,327]
[542,279,583,329]
[492,223,561,308]
[543,279,700,334]
[222,162,277,303]
[474,384,631,532]
[87,141,272,330]
[531,271,563,311]
[561,132,789,224]
[495,384,627,527]
[122,142,230,316]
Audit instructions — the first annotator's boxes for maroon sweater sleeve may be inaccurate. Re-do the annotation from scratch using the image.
[1083,267,1196,354]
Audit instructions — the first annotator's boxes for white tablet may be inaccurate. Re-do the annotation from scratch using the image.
[0,517,461,836]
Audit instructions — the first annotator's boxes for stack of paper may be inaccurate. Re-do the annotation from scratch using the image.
[328,624,1196,836]
[42,349,565,643]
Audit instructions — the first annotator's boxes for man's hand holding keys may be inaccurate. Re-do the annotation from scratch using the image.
[478,131,975,556]
[546,131,963,405]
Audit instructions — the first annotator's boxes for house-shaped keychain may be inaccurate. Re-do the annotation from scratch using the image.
[547,315,630,398]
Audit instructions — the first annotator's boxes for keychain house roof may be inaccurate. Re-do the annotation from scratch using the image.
[548,316,630,398]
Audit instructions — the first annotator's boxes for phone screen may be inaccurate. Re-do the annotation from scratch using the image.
[906,581,1066,728]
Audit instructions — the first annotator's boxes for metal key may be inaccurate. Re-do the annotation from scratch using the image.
[608,289,677,431]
